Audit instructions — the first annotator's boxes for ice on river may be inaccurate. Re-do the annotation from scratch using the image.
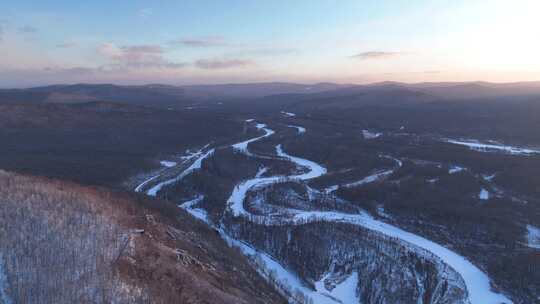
[288,125,306,134]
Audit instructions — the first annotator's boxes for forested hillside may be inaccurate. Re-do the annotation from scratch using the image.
[0,170,285,304]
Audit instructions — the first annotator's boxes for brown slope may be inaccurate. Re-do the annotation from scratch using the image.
[0,170,285,304]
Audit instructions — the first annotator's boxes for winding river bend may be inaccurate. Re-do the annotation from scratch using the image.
[137,121,512,304]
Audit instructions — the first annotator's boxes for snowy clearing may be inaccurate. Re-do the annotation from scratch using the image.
[447,139,540,156]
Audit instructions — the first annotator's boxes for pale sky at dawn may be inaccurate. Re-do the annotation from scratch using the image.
[1,0,539,87]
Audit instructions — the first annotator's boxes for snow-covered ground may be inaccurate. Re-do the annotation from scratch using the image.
[526,225,540,250]
[287,125,306,134]
[447,139,540,156]
[147,148,215,196]
[160,160,177,168]
[281,111,296,117]
[362,130,382,139]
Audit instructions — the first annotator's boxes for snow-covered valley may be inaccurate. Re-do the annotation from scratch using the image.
[137,120,515,304]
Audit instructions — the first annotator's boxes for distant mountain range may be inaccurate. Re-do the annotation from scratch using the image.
[2,81,540,109]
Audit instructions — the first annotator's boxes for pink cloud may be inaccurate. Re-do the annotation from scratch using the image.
[98,43,185,69]
[195,59,254,69]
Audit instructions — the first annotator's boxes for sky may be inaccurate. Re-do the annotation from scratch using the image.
[1,0,539,87]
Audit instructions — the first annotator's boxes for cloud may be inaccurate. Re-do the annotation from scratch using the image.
[18,25,38,34]
[42,66,96,75]
[56,41,77,48]
[170,36,231,48]
[98,43,185,69]
[195,58,254,69]
[138,8,153,19]
[231,48,297,57]
[352,51,402,60]
[0,25,3,41]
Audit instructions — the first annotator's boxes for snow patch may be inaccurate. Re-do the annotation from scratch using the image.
[281,111,296,117]
[342,169,393,189]
[160,160,177,168]
[526,225,540,250]
[324,185,339,194]
[362,130,382,139]
[449,166,465,174]
[315,272,360,304]
[327,156,401,192]
[482,173,497,181]
[479,189,490,200]
[447,139,540,156]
